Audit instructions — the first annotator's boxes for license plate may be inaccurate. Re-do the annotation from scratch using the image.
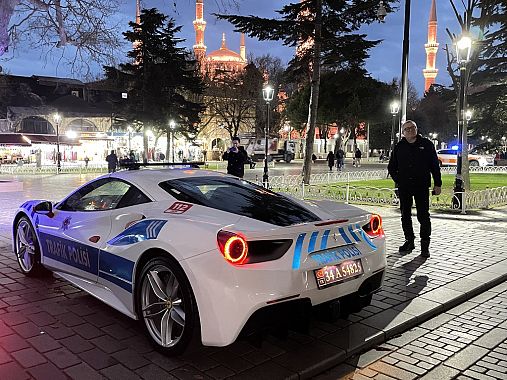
[314,259,363,289]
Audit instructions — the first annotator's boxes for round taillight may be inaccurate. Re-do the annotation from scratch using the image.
[370,214,382,234]
[217,230,248,264]
[224,236,247,263]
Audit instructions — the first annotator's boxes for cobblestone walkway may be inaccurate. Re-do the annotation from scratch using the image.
[0,174,506,379]
[316,281,507,380]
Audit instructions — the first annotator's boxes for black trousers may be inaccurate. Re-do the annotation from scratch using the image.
[398,187,431,241]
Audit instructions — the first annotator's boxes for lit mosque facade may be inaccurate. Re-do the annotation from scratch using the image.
[193,0,247,76]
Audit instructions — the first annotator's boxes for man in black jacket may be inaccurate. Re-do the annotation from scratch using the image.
[222,137,248,178]
[388,120,442,258]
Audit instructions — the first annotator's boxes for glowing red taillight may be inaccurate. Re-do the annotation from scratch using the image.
[363,214,384,238]
[217,230,248,264]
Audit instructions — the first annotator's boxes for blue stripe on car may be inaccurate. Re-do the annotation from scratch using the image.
[98,271,133,292]
[338,227,352,244]
[308,231,319,253]
[320,230,330,251]
[357,224,377,251]
[98,251,135,293]
[38,232,99,275]
[348,225,361,242]
[107,220,167,246]
[292,233,306,270]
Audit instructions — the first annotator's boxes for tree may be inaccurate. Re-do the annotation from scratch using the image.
[251,54,286,137]
[1,0,123,76]
[104,8,204,163]
[217,0,395,183]
[286,69,396,154]
[202,63,261,139]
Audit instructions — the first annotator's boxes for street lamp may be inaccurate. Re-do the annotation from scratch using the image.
[127,126,133,153]
[262,84,275,188]
[453,34,472,212]
[145,129,154,162]
[169,120,176,162]
[389,101,399,157]
[53,113,62,172]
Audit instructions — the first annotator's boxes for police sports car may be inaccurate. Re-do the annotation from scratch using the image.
[13,166,386,355]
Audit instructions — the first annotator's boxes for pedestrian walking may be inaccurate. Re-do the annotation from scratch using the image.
[222,137,248,178]
[336,148,345,171]
[106,150,118,173]
[354,148,362,167]
[388,120,442,258]
[84,156,89,168]
[327,151,335,171]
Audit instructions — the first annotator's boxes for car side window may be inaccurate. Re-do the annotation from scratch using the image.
[58,179,150,211]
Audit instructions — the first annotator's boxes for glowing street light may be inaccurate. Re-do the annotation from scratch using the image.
[169,120,176,162]
[262,84,275,188]
[389,101,400,157]
[453,34,473,212]
[53,113,62,172]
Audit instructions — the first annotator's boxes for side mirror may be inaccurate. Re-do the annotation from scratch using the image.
[34,201,54,217]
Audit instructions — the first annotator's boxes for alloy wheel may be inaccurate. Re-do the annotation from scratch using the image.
[140,264,186,348]
[16,219,38,273]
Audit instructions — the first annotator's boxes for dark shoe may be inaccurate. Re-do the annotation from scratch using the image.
[399,240,415,254]
[421,240,430,258]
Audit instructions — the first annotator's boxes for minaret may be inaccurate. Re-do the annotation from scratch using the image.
[193,0,207,61]
[133,0,142,62]
[423,0,439,92]
[240,33,246,61]
[135,0,141,25]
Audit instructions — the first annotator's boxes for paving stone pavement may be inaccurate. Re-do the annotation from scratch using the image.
[315,280,507,380]
[0,174,506,380]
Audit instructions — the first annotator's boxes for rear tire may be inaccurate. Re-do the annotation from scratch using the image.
[14,216,43,276]
[136,256,200,355]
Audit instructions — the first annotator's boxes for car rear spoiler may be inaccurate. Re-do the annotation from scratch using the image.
[119,160,205,170]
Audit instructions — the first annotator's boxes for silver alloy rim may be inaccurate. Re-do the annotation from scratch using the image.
[141,265,185,347]
[16,220,37,272]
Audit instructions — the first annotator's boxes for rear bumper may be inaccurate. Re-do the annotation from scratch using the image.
[182,243,386,347]
[240,269,384,337]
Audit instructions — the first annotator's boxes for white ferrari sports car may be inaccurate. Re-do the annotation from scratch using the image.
[13,164,386,355]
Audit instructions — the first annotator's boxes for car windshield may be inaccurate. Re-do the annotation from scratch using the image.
[159,176,321,227]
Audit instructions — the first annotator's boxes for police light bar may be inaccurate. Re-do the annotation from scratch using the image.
[119,160,205,170]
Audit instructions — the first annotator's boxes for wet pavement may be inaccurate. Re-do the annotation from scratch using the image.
[0,173,506,379]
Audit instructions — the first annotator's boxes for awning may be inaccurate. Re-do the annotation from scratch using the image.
[22,134,81,146]
[0,134,31,146]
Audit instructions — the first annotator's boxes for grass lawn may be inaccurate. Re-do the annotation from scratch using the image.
[337,173,507,193]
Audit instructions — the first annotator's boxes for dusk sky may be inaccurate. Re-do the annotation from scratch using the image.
[2,0,462,96]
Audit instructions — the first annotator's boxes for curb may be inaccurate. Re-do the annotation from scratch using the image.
[294,259,507,379]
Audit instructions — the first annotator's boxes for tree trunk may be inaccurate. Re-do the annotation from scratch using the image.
[302,0,322,185]
[166,126,171,162]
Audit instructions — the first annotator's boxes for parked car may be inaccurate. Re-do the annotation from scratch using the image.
[437,149,494,167]
[13,165,386,354]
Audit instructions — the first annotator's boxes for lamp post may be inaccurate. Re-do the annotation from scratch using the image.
[169,120,176,162]
[378,0,410,138]
[127,126,133,153]
[389,101,399,158]
[53,113,62,173]
[262,84,275,188]
[453,35,472,212]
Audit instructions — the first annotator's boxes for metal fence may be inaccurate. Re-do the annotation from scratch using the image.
[0,163,108,175]
[267,167,507,211]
